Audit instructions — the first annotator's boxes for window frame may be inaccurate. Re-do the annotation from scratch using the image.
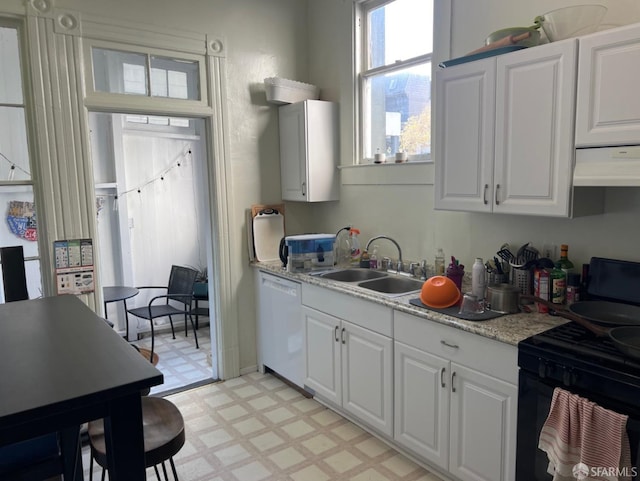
[0,18,43,300]
[83,39,210,116]
[353,0,451,167]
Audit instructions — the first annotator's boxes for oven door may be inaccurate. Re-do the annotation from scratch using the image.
[516,369,640,480]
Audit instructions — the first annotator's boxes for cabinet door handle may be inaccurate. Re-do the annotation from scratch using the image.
[341,327,346,344]
[483,184,488,205]
[334,325,339,342]
[302,182,306,196]
[440,340,459,349]
[440,367,446,388]
[495,183,501,205]
[451,371,457,392]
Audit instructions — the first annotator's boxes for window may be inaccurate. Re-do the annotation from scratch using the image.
[0,22,43,302]
[356,0,435,163]
[92,47,200,100]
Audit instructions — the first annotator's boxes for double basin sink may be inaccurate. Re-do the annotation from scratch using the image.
[314,268,424,296]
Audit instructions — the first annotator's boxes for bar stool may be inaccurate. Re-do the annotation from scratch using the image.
[88,396,185,481]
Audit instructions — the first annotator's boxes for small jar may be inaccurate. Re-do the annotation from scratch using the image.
[566,272,581,306]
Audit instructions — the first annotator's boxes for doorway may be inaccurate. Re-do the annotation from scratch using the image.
[89,111,217,393]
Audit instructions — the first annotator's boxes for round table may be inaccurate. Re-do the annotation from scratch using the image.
[103,286,139,340]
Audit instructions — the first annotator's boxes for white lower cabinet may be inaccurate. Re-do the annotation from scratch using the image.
[394,311,518,481]
[394,342,449,470]
[302,284,393,437]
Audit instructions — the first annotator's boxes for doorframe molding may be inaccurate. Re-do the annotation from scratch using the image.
[15,1,240,380]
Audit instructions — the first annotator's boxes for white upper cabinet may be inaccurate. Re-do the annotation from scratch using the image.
[576,23,640,147]
[435,39,578,217]
[434,57,496,213]
[279,100,339,202]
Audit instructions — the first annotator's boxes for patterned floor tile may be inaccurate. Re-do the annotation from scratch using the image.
[82,371,445,481]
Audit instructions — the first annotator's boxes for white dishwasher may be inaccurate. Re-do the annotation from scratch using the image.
[257,271,303,388]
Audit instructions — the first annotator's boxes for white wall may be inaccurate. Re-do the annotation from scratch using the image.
[301,0,640,275]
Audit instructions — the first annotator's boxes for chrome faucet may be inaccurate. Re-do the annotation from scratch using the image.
[365,236,403,272]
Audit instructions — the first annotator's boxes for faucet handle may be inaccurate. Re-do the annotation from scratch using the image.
[409,262,420,277]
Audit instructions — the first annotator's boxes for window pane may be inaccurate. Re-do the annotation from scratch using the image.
[0,26,23,104]
[0,106,31,181]
[92,47,148,95]
[150,56,198,100]
[365,62,431,158]
[369,0,433,69]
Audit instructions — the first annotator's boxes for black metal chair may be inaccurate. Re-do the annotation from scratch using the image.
[127,265,199,362]
[0,245,29,302]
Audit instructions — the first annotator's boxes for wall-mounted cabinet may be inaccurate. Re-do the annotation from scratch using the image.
[434,39,593,217]
[279,100,339,202]
[576,23,640,147]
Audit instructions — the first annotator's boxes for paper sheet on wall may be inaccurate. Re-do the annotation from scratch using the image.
[54,238,95,295]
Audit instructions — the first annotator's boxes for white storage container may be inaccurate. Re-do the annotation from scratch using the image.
[264,77,320,105]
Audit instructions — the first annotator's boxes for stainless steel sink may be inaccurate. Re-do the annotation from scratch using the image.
[357,276,423,295]
[320,268,388,282]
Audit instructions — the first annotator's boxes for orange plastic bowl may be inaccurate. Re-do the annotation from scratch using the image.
[420,276,461,308]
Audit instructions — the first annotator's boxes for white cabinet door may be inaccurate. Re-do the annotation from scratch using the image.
[342,320,393,437]
[576,23,640,147]
[434,57,495,213]
[303,306,341,405]
[435,40,577,217]
[279,100,339,202]
[279,104,307,201]
[494,39,577,217]
[449,363,518,481]
[257,272,303,387]
[394,341,449,471]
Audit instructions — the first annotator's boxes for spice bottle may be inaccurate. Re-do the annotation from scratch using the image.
[550,262,566,305]
[566,273,581,306]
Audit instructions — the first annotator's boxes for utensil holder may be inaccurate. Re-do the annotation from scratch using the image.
[488,273,506,285]
[511,267,533,300]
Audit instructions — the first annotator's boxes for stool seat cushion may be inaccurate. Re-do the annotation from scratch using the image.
[88,396,185,468]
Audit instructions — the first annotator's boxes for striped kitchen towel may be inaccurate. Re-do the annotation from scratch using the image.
[538,388,632,481]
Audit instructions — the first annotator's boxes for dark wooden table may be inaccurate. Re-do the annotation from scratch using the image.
[103,286,139,339]
[0,295,163,480]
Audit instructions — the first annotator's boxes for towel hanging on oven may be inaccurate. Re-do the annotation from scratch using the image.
[538,388,632,481]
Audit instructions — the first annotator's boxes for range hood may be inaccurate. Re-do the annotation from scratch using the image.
[574,146,640,187]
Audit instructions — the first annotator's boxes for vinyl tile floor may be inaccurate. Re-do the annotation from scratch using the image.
[81,371,445,481]
[132,323,215,396]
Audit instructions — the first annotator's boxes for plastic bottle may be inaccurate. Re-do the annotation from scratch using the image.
[349,228,361,266]
[472,258,487,299]
[370,245,379,270]
[359,250,370,268]
[435,248,445,276]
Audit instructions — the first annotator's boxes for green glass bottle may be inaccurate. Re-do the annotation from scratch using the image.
[557,244,574,274]
[551,262,566,305]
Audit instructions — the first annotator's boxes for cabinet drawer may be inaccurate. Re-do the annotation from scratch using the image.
[302,284,392,337]
[394,311,517,384]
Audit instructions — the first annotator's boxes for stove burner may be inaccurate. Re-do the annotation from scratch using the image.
[525,321,640,373]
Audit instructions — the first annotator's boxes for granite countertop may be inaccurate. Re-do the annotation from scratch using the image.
[253,261,566,346]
